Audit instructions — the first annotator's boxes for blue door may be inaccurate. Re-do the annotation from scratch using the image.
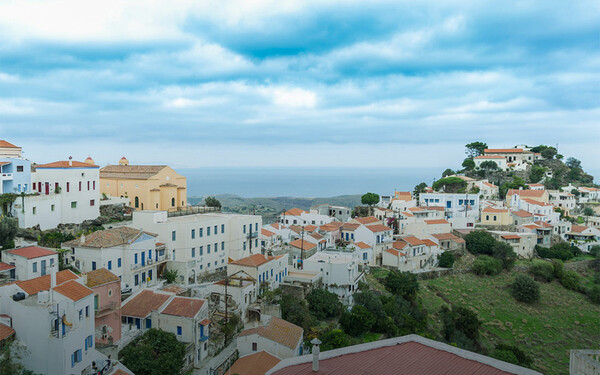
[146,318,152,329]
[136,319,141,329]
[41,260,47,275]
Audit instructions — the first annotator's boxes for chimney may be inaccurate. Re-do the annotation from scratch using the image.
[311,338,321,372]
[68,156,72,166]
[80,234,86,244]
[51,262,57,288]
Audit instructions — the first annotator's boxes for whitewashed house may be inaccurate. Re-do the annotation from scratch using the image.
[227,253,289,294]
[548,190,576,215]
[303,250,363,305]
[419,193,480,220]
[1,246,58,281]
[279,208,333,227]
[238,316,303,359]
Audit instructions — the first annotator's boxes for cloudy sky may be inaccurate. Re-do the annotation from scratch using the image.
[0,0,598,176]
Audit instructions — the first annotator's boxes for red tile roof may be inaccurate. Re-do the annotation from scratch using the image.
[161,297,205,318]
[85,268,120,288]
[521,198,552,206]
[511,210,533,218]
[501,235,521,240]
[304,225,317,232]
[355,242,371,249]
[402,236,425,246]
[507,189,546,198]
[200,319,211,326]
[319,224,340,232]
[341,223,360,231]
[474,155,505,159]
[422,239,438,247]
[231,351,281,375]
[385,248,399,256]
[485,148,524,153]
[367,224,392,233]
[570,225,588,233]
[283,208,308,216]
[424,219,450,225]
[262,229,276,237]
[0,322,15,342]
[36,160,99,168]
[53,280,94,301]
[5,246,56,259]
[121,290,171,318]
[431,233,459,241]
[63,227,156,248]
[394,191,412,201]
[289,239,317,251]
[0,140,19,148]
[239,317,303,349]
[230,254,276,267]
[353,216,380,225]
[392,241,408,250]
[16,270,79,295]
[482,207,508,213]
[0,262,16,272]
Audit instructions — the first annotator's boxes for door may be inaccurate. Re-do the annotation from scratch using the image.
[45,182,49,195]
[41,260,47,275]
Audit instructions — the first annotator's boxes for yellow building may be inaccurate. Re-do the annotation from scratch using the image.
[100,157,187,211]
[480,207,511,226]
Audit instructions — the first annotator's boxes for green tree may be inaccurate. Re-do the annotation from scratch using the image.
[588,285,600,304]
[472,255,503,275]
[541,147,557,159]
[0,216,18,250]
[442,169,454,177]
[560,270,581,291]
[464,230,495,255]
[465,142,488,158]
[479,160,499,171]
[0,339,36,375]
[492,344,532,367]
[584,207,595,217]
[306,288,343,320]
[440,306,481,350]
[340,305,376,336]
[529,261,554,282]
[438,251,455,268]
[492,242,517,270]
[384,270,419,301]
[432,177,467,193]
[163,269,178,284]
[511,274,540,303]
[281,295,312,332]
[319,329,351,351]
[383,295,427,335]
[565,157,582,169]
[204,196,222,208]
[120,329,186,375]
[499,176,527,199]
[353,290,388,332]
[413,182,428,198]
[361,192,380,206]
[462,158,475,171]
[529,165,545,183]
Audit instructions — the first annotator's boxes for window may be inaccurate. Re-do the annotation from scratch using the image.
[486,215,489,220]
[243,225,246,234]
[92,261,96,270]
[255,223,258,231]
[51,204,55,211]
[192,248,195,258]
[32,207,36,215]
[214,243,218,252]
[207,245,211,254]
[214,225,218,234]
[33,262,37,273]
[134,196,139,208]
[243,242,246,251]
[16,165,23,172]
[85,335,93,350]
[252,343,257,351]
[177,326,182,335]
[71,349,82,367]
[199,228,203,237]
[191,229,195,239]
[50,258,54,266]
[172,231,176,241]
[255,239,258,248]
[108,260,112,270]
[207,227,211,236]
[199,246,203,256]
[87,181,90,190]
[86,306,89,317]
[134,274,139,286]
[79,309,83,321]
[171,197,175,207]
[93,181,96,190]
[221,224,225,233]
[71,201,77,208]
[493,216,497,221]
[118,258,122,268]
[90,199,95,206]
[134,253,138,264]
[66,182,70,192]
[221,242,225,251]
[108,289,112,297]
[79,181,82,191]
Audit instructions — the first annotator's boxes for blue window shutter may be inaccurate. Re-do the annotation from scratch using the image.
[71,353,75,367]
[85,337,88,350]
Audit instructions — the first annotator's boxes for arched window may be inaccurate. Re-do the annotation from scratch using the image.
[135,196,139,208]
[171,197,175,207]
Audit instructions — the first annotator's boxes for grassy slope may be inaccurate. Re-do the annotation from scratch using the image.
[419,272,600,375]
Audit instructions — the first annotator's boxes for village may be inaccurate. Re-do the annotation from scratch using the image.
[0,139,598,375]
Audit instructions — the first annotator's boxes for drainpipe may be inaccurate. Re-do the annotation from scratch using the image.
[311,338,321,372]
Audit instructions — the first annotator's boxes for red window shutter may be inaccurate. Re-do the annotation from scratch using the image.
[79,181,82,191]
[87,181,90,190]
[67,182,70,192]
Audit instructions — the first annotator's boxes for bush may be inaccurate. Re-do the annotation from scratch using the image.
[551,259,565,279]
[281,295,312,332]
[491,350,518,365]
[465,231,496,255]
[492,344,532,367]
[306,289,343,320]
[587,285,600,304]
[438,251,455,268]
[492,242,517,270]
[590,245,600,257]
[340,305,376,337]
[560,270,581,291]
[472,255,503,276]
[384,270,419,301]
[536,243,579,261]
[511,274,540,303]
[319,329,351,352]
[440,306,481,351]
[529,261,554,282]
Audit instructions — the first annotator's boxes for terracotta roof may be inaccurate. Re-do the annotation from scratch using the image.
[392,241,408,250]
[16,270,79,295]
[63,227,156,248]
[428,206,446,211]
[121,290,171,318]
[270,223,282,230]
[484,148,524,153]
[156,242,165,247]
[85,268,120,288]
[482,182,498,188]
[511,210,533,218]
[393,191,412,201]
[230,254,276,267]
[309,232,323,240]
[353,216,380,225]
[161,297,205,318]
[0,162,10,166]
[367,224,392,233]
[408,207,425,212]
[341,223,360,231]
[319,224,340,232]
[0,262,15,272]
[431,233,459,241]
[0,322,15,342]
[262,229,276,237]
[570,225,588,233]
[385,248,399,256]
[0,140,19,148]
[160,284,188,295]
[521,198,552,206]
[5,246,56,259]
[522,224,540,230]
[200,319,211,326]
[231,351,281,375]
[422,239,438,247]
[355,242,371,249]
[289,239,317,251]
[501,234,521,240]
[99,165,167,179]
[53,280,94,301]
[239,316,303,349]
[269,337,536,375]
[283,208,308,216]
[424,219,450,225]
[507,189,546,198]
[289,225,303,234]
[482,207,508,213]
[112,369,134,375]
[474,155,505,159]
[401,211,414,217]
[527,183,545,187]
[36,160,98,168]
[402,236,425,246]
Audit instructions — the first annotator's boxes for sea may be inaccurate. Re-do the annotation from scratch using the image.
[178,167,442,198]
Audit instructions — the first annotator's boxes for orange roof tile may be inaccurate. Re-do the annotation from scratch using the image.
[385,248,399,256]
[16,270,79,295]
[501,235,521,240]
[200,319,211,326]
[0,140,19,148]
[402,236,425,246]
[422,239,438,247]
[231,351,281,375]
[355,242,371,249]
[0,322,15,342]
[309,232,323,240]
[507,189,546,198]
[521,198,552,206]
[393,191,412,201]
[283,208,308,216]
[408,207,425,212]
[53,280,94,301]
[570,225,588,233]
[522,224,539,230]
[354,216,380,225]
[230,254,276,267]
[161,297,205,318]
[484,148,524,153]
[85,268,120,288]
[474,155,505,159]
[392,241,408,250]
[401,211,414,217]
[36,160,99,168]
[63,227,156,248]
[289,239,317,251]
[5,246,56,259]
[304,225,318,233]
[367,224,392,233]
[482,207,508,213]
[0,262,16,272]
[121,290,171,318]
[424,219,450,225]
[511,210,533,218]
[341,223,360,231]
[431,233,459,241]
[262,229,276,237]
[239,317,303,349]
[319,224,339,232]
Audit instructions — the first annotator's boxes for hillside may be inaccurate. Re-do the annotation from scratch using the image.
[188,194,362,223]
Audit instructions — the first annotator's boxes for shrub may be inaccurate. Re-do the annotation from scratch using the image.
[492,242,517,270]
[440,306,481,351]
[588,285,600,304]
[384,270,419,301]
[551,259,565,279]
[472,255,503,276]
[319,329,351,351]
[465,231,496,255]
[438,251,455,268]
[529,261,554,282]
[511,274,540,303]
[306,289,343,320]
[492,344,532,367]
[560,270,581,291]
[491,350,518,365]
[536,243,579,261]
[590,245,600,257]
[340,305,376,337]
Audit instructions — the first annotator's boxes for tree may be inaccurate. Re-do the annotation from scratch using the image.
[361,192,380,206]
[464,231,495,255]
[120,329,186,375]
[319,329,351,351]
[565,157,582,169]
[529,261,554,282]
[499,176,527,198]
[384,270,419,301]
[529,165,545,183]
[492,344,532,367]
[440,306,481,350]
[340,305,375,336]
[413,182,428,198]
[281,295,312,332]
[571,189,581,198]
[462,158,475,171]
[0,216,18,250]
[511,274,540,303]
[442,169,454,178]
[584,207,595,217]
[472,255,503,275]
[438,251,455,268]
[204,196,221,208]
[465,142,488,158]
[383,295,427,335]
[0,339,36,375]
[432,177,467,193]
[479,161,499,171]
[560,270,581,291]
[306,289,343,320]
[163,269,178,284]
[353,290,388,331]
[492,242,516,270]
[541,147,557,159]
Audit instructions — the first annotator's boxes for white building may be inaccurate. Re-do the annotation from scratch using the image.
[279,208,333,227]
[1,246,58,281]
[227,253,289,294]
[548,190,576,215]
[132,210,262,285]
[204,272,258,322]
[303,250,363,305]
[310,204,351,222]
[382,237,440,272]
[238,316,303,359]
[474,155,508,170]
[474,181,500,199]
[12,158,100,230]
[0,268,113,375]
[419,193,480,220]
[489,231,537,258]
[63,226,166,292]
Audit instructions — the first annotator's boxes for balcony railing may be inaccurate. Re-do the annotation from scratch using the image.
[247,232,258,239]
[0,173,13,180]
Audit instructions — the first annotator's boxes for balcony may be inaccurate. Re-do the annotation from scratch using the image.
[0,173,13,180]
[199,335,209,342]
[247,232,258,239]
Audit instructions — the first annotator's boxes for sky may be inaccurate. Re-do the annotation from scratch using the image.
[0,0,598,178]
